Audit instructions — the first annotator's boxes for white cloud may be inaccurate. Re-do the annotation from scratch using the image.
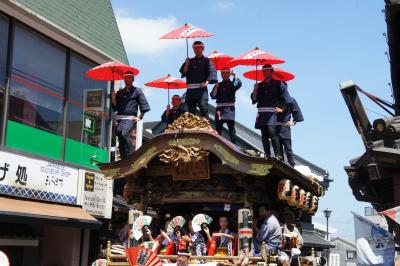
[213,1,235,10]
[115,11,184,55]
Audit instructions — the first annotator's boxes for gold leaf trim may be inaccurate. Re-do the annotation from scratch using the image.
[168,138,200,146]
[102,168,121,179]
[248,163,273,176]
[213,144,239,165]
[131,147,157,171]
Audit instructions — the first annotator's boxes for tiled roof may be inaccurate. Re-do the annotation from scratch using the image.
[302,230,335,249]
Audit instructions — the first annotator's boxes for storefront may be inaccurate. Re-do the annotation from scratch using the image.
[0,0,128,265]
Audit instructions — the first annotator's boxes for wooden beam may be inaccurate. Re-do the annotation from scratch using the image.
[141,163,243,177]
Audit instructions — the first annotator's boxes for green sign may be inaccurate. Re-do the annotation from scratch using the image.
[83,114,96,135]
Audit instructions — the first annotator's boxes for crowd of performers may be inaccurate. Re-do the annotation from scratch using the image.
[112,41,303,166]
[117,205,303,266]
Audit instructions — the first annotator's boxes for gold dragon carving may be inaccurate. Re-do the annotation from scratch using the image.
[159,145,210,180]
[165,112,213,132]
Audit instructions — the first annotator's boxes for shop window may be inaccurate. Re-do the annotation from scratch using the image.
[64,52,110,167]
[6,23,66,159]
[8,23,66,135]
[0,13,9,142]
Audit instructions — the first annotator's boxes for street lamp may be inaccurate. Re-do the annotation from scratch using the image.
[323,209,332,240]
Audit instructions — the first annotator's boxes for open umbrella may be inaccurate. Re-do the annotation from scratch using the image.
[144,74,187,103]
[243,67,295,82]
[227,47,285,83]
[207,51,234,70]
[86,61,140,81]
[160,23,214,57]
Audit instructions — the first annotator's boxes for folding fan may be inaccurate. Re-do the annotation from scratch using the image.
[125,246,162,266]
[192,213,213,232]
[133,215,153,240]
[167,216,186,234]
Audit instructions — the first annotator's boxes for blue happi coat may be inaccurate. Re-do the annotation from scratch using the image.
[250,79,292,129]
[210,78,242,121]
[276,97,304,139]
[179,55,217,101]
[112,86,151,132]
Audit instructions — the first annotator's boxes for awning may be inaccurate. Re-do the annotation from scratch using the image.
[0,196,102,229]
[302,230,335,249]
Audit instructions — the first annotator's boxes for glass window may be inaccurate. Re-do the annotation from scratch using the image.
[0,13,9,141]
[66,52,109,148]
[346,250,356,261]
[8,23,66,135]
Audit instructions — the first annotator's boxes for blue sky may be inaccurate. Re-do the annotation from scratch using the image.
[111,0,392,239]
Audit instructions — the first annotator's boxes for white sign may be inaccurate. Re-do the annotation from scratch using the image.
[0,151,79,204]
[78,170,113,219]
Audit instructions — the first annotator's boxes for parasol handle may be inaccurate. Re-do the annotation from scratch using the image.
[168,83,170,105]
[255,60,258,84]
[186,38,190,58]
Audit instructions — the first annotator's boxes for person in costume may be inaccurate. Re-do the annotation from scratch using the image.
[276,96,304,167]
[111,71,150,159]
[161,95,186,125]
[161,216,190,255]
[250,64,292,159]
[155,219,173,255]
[212,216,237,256]
[179,41,218,118]
[188,218,216,259]
[210,68,242,143]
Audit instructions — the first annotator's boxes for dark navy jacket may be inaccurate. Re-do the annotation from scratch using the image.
[179,55,217,101]
[161,107,185,125]
[112,86,150,132]
[210,78,242,121]
[251,79,292,128]
[276,98,304,139]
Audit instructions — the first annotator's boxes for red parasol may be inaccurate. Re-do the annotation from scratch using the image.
[227,47,285,68]
[226,47,285,82]
[207,51,234,70]
[243,67,295,81]
[144,74,187,103]
[160,23,214,57]
[86,61,140,81]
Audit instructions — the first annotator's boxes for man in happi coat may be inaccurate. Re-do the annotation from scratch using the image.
[161,94,185,125]
[276,96,304,167]
[210,67,242,144]
[179,41,217,119]
[250,64,292,159]
[111,71,150,159]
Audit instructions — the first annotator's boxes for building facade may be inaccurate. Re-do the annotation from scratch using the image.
[0,0,127,265]
[330,238,357,266]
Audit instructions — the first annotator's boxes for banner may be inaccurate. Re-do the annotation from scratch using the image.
[380,206,400,225]
[353,212,395,266]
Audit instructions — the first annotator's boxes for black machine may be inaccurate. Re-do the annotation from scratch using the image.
[341,0,400,244]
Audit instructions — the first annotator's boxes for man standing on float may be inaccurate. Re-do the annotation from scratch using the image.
[180,41,217,119]
[251,64,292,159]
